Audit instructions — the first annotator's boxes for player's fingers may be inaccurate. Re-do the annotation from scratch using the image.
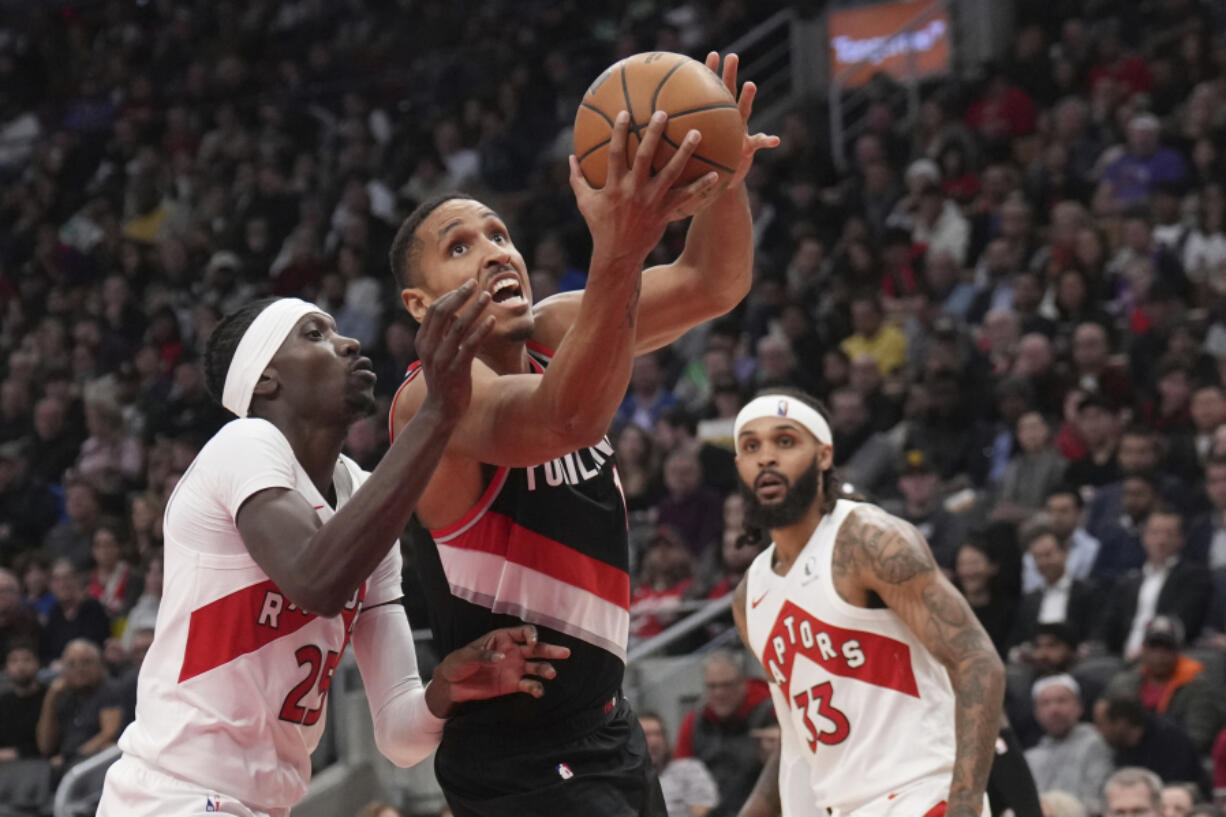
[606,111,631,184]
[662,171,720,214]
[705,51,720,74]
[473,648,506,665]
[650,129,702,196]
[420,280,476,345]
[722,53,739,96]
[518,677,546,698]
[750,132,781,151]
[524,661,557,680]
[568,154,591,195]
[632,111,667,187]
[738,80,757,123]
[443,290,490,344]
[526,642,571,661]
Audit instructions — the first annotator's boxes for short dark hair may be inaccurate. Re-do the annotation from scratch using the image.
[1021,523,1062,551]
[388,192,476,290]
[1103,695,1148,727]
[1044,484,1084,508]
[659,406,697,436]
[1033,622,1078,648]
[203,296,279,411]
[4,638,37,662]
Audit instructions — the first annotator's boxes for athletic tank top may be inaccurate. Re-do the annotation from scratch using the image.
[745,499,957,817]
[391,342,630,734]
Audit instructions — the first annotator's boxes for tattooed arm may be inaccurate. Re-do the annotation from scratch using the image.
[732,577,783,817]
[832,506,1005,817]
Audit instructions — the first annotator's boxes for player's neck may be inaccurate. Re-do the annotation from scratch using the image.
[477,338,537,375]
[769,502,826,575]
[275,417,345,498]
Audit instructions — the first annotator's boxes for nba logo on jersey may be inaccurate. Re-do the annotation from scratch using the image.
[556,762,575,780]
[776,399,789,416]
[801,556,819,584]
[205,795,221,812]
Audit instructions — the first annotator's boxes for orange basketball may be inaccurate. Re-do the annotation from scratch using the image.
[573,52,745,189]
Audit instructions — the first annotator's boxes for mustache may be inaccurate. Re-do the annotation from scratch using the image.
[754,469,789,490]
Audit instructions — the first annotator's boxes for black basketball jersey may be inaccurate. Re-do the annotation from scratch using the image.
[391,341,630,734]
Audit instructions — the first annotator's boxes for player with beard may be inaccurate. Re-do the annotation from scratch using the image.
[730,388,1005,817]
[98,288,570,817]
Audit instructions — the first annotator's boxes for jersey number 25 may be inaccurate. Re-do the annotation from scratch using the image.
[793,681,850,751]
[280,645,340,726]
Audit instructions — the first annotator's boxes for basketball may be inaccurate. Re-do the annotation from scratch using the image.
[574,52,746,189]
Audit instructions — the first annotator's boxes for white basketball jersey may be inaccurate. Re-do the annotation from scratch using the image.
[117,419,403,811]
[745,500,956,817]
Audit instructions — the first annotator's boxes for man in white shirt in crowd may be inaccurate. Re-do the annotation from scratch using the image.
[1024,674,1114,815]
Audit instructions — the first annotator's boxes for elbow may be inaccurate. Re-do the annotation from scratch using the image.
[374,725,433,769]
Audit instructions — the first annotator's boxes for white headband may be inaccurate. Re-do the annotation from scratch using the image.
[1031,673,1081,700]
[734,394,833,454]
[222,298,324,417]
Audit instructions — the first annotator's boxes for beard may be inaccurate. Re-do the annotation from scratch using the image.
[740,461,822,531]
[344,387,378,419]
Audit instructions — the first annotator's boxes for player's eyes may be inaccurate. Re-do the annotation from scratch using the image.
[307,329,324,340]
[490,231,506,243]
[743,440,758,452]
[779,435,794,447]
[449,242,467,256]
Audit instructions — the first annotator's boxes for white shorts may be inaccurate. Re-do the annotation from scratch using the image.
[97,754,290,817]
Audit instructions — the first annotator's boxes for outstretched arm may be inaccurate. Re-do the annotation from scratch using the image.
[238,283,493,616]
[534,52,780,356]
[393,113,720,467]
[832,506,1004,817]
[732,577,783,817]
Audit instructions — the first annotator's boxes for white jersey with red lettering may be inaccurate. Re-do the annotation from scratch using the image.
[745,499,957,817]
[112,418,402,812]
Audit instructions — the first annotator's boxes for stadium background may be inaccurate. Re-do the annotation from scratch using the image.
[4,0,1226,814]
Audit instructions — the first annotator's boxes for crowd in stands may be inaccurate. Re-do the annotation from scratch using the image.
[7,0,1226,814]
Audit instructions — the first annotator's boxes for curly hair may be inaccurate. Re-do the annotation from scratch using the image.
[202,296,279,412]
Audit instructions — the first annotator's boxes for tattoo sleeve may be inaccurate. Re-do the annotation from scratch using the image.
[834,507,1005,817]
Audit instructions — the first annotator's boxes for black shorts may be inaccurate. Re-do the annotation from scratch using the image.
[435,697,667,817]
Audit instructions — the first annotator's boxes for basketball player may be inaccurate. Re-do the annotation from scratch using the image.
[388,54,777,816]
[731,389,1005,817]
[97,285,570,817]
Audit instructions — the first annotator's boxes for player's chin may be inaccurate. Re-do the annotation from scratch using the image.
[498,312,535,344]
[344,387,378,419]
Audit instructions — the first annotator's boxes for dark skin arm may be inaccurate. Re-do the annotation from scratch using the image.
[732,576,783,817]
[237,282,495,616]
[75,706,122,757]
[832,505,1004,817]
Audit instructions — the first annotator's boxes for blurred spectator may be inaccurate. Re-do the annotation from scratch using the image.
[1089,472,1162,584]
[0,440,58,556]
[0,568,39,663]
[883,449,964,570]
[1104,615,1226,754]
[1009,523,1100,651]
[994,412,1067,523]
[1101,769,1165,817]
[654,408,738,497]
[126,492,164,559]
[35,639,125,778]
[674,651,774,817]
[656,448,722,557]
[1162,783,1199,817]
[954,538,1016,657]
[123,551,162,648]
[616,423,663,514]
[617,353,679,431]
[840,293,907,376]
[1094,699,1208,792]
[42,479,103,570]
[26,396,84,486]
[965,70,1037,147]
[0,640,46,761]
[1096,115,1188,215]
[15,554,56,621]
[630,529,696,641]
[1021,487,1101,593]
[41,560,110,665]
[1093,508,1210,658]
[829,386,897,499]
[84,524,140,618]
[1025,674,1113,815]
[1039,791,1087,817]
[639,711,719,817]
[75,397,144,496]
[355,804,403,817]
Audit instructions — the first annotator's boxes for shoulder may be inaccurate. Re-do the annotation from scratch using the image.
[530,291,582,350]
[833,503,936,585]
[202,418,291,460]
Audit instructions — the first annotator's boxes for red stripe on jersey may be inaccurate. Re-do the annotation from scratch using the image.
[525,339,556,359]
[387,361,424,444]
[178,581,365,683]
[439,510,629,610]
[763,600,919,699]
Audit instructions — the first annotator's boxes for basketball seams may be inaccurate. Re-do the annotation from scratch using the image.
[620,63,637,132]
[664,102,739,120]
[577,138,611,163]
[658,132,737,175]
[649,58,688,120]
[579,102,615,128]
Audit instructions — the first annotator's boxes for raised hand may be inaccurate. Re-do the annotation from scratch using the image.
[705,51,780,190]
[568,108,723,264]
[428,625,572,716]
[415,279,494,418]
